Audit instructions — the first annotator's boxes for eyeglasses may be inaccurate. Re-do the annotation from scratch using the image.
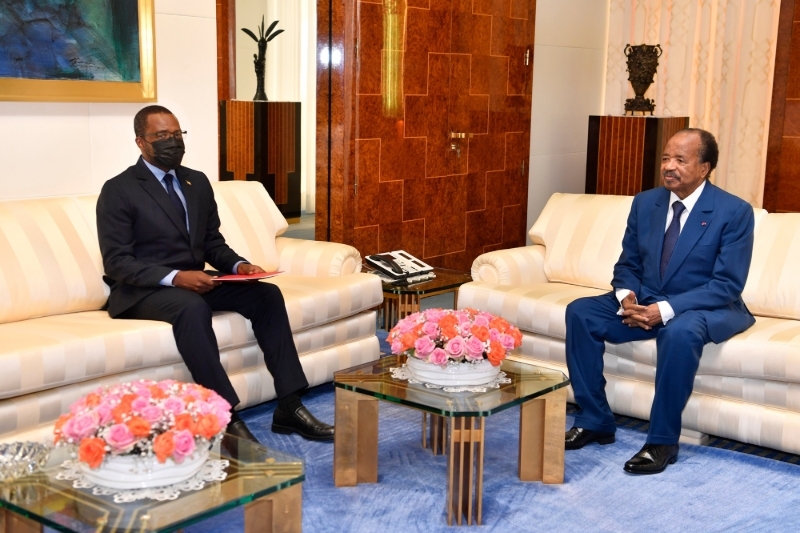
[141,130,187,141]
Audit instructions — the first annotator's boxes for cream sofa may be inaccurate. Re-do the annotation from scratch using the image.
[459,193,800,454]
[0,181,382,443]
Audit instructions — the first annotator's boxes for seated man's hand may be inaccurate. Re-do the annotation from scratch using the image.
[621,301,662,330]
[174,270,220,294]
[237,263,266,275]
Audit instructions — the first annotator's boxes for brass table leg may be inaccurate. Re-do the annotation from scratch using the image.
[447,417,485,526]
[519,387,567,484]
[334,388,379,486]
[421,413,447,455]
[1,510,42,533]
[244,483,302,533]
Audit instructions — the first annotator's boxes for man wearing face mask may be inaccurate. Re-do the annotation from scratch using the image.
[96,105,334,443]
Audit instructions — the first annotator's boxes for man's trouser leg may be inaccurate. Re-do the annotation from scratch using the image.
[203,282,309,399]
[118,287,240,407]
[647,310,710,445]
[565,292,656,433]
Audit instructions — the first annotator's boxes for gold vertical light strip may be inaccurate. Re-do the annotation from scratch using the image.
[382,0,406,118]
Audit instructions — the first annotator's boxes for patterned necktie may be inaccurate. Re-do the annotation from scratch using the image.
[660,201,686,279]
[164,174,187,227]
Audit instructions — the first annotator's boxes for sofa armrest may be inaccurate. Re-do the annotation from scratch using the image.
[275,237,362,276]
[470,245,548,285]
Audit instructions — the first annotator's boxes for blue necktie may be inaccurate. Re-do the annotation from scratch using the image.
[164,174,187,227]
[660,201,685,279]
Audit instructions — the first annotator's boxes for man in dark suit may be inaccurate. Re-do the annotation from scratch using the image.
[564,128,755,474]
[96,105,334,443]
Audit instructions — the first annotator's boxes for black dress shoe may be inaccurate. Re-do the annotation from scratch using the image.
[226,419,260,444]
[565,427,616,450]
[624,443,679,474]
[272,405,334,441]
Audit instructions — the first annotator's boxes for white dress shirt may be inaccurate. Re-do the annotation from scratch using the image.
[616,179,707,325]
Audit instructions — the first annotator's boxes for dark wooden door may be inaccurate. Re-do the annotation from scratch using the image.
[318,0,536,271]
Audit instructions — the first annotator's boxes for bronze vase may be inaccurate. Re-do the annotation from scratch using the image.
[623,44,662,115]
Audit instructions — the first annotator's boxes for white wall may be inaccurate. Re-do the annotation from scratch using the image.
[527,0,610,237]
[0,0,219,201]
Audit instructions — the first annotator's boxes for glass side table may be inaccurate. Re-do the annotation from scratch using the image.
[333,354,570,526]
[364,267,473,329]
[0,435,304,533]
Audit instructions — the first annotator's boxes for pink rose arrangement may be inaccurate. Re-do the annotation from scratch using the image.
[54,380,231,469]
[388,308,523,367]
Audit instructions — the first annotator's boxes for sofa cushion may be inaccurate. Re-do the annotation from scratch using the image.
[212,181,288,272]
[0,304,379,401]
[0,197,108,325]
[457,280,605,339]
[528,193,632,291]
[604,316,800,385]
[267,273,382,332]
[742,212,800,320]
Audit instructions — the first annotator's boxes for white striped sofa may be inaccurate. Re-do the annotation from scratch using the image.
[459,193,800,454]
[0,181,382,443]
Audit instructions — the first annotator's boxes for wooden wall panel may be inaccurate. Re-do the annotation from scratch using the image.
[219,101,302,219]
[764,0,800,213]
[318,0,535,271]
[586,115,688,196]
[215,0,236,102]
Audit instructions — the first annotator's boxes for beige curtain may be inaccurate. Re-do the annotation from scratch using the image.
[604,0,781,207]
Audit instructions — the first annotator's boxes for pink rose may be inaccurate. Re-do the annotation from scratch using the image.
[464,336,485,361]
[473,315,490,327]
[63,412,99,441]
[172,429,196,462]
[445,336,466,358]
[157,379,177,391]
[424,309,446,322]
[96,403,113,426]
[489,328,501,342]
[422,321,439,337]
[163,397,185,414]
[131,396,150,412]
[500,333,516,350]
[397,318,417,334]
[405,312,423,323]
[391,339,404,354]
[429,348,449,366]
[414,336,436,357]
[459,322,472,336]
[194,401,212,415]
[141,405,163,423]
[104,423,137,451]
[454,311,470,323]
[132,386,152,398]
[211,405,232,427]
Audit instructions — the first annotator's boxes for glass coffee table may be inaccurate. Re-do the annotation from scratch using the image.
[365,267,473,329]
[333,354,570,526]
[0,435,303,533]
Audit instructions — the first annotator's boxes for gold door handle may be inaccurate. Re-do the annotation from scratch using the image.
[450,132,474,139]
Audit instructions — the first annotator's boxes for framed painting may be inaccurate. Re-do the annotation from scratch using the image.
[0,0,156,102]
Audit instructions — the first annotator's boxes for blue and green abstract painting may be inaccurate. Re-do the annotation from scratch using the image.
[0,0,141,82]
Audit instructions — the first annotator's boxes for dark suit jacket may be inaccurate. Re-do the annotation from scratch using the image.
[611,181,755,344]
[97,158,245,317]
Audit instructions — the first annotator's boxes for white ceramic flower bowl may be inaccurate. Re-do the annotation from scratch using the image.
[79,448,209,490]
[406,356,500,386]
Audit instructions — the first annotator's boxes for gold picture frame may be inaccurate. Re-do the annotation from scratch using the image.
[0,0,156,102]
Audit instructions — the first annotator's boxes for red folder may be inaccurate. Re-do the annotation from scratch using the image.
[215,271,282,282]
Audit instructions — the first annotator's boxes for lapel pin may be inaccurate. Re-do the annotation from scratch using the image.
[185,180,191,185]
[701,222,707,226]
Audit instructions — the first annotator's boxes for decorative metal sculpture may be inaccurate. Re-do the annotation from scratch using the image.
[241,16,285,101]
[623,44,662,115]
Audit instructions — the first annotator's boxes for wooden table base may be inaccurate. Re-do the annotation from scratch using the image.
[333,387,567,526]
[333,388,379,486]
[1,510,42,533]
[244,483,303,533]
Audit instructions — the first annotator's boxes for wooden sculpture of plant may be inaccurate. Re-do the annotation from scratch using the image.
[241,16,285,101]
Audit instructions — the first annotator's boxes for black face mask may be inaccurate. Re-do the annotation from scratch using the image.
[147,136,185,169]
